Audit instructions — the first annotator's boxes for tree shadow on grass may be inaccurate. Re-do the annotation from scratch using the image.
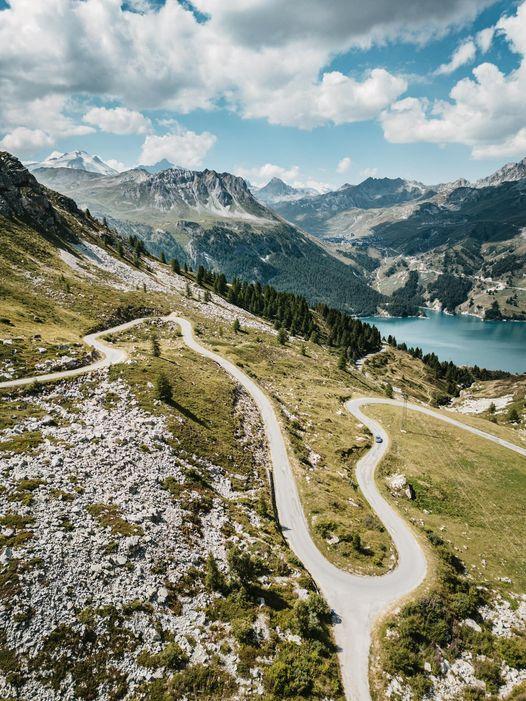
[404,428,439,440]
[167,398,210,427]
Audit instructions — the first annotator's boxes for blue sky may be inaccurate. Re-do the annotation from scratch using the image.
[0,0,525,188]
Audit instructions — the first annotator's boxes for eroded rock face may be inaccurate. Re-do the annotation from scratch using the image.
[0,151,85,240]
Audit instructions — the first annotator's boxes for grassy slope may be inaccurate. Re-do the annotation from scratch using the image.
[370,404,526,589]
[189,311,398,575]
[367,404,526,701]
[1,306,343,700]
[2,210,526,698]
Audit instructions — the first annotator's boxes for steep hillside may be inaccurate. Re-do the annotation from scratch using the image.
[33,161,385,315]
[373,179,526,253]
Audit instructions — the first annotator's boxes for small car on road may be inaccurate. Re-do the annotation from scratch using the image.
[375,436,383,444]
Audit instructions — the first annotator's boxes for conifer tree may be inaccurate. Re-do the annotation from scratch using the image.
[205,554,225,592]
[155,373,172,403]
[171,258,180,274]
[151,334,160,357]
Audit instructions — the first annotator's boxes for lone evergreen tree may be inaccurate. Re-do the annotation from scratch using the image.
[232,318,241,334]
[185,282,192,298]
[277,327,288,345]
[117,240,124,257]
[197,265,206,286]
[338,351,347,371]
[507,407,520,423]
[160,251,166,264]
[151,334,160,357]
[171,258,180,274]
[155,373,172,403]
[300,343,306,356]
[205,554,225,592]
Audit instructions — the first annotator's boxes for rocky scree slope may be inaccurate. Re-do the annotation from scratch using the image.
[0,358,340,700]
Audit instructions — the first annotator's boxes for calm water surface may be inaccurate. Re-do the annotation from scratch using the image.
[362,310,526,373]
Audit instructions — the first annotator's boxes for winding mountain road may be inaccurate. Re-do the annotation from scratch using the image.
[2,314,525,700]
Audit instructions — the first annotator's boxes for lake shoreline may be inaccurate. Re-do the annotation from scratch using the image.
[361,309,526,374]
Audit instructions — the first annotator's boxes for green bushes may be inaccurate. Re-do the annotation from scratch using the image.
[473,657,503,694]
[227,546,261,589]
[498,636,526,670]
[165,662,236,699]
[263,641,342,699]
[294,593,331,639]
[381,534,492,698]
[205,553,226,593]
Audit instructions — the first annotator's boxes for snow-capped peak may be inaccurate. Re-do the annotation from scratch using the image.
[29,150,118,176]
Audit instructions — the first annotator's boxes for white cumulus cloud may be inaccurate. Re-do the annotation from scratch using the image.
[236,163,331,191]
[0,127,54,157]
[435,39,477,75]
[476,26,495,52]
[360,167,379,179]
[106,158,129,172]
[381,1,526,160]
[337,156,352,173]
[236,163,301,186]
[139,126,217,168]
[83,107,152,134]
[0,0,484,140]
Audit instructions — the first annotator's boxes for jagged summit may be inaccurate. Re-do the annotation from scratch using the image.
[476,156,526,188]
[35,161,273,223]
[254,177,320,206]
[136,159,176,174]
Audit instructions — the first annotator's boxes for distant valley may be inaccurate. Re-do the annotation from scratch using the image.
[263,159,526,321]
[31,151,526,321]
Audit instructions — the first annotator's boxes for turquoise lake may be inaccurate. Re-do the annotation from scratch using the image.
[362,310,526,374]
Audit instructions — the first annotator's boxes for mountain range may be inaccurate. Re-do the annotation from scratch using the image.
[265,157,526,320]
[29,150,526,320]
[31,154,384,314]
